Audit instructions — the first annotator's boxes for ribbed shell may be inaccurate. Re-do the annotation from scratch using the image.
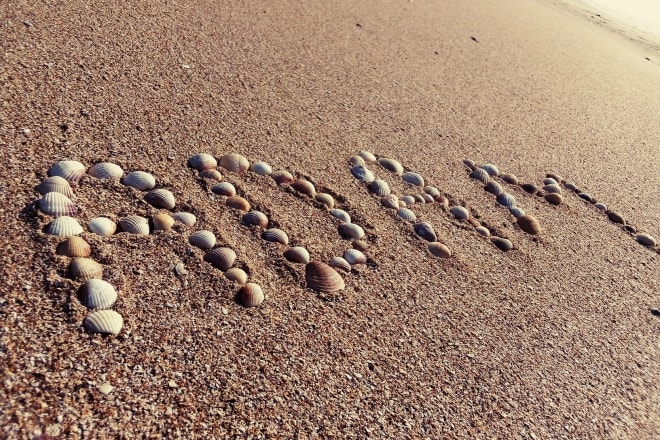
[226,196,250,211]
[219,153,249,173]
[491,237,514,251]
[145,189,176,210]
[485,181,504,196]
[236,283,264,307]
[305,261,345,292]
[204,247,236,270]
[607,211,625,224]
[543,183,562,194]
[509,207,526,218]
[315,193,334,209]
[496,192,516,208]
[262,228,289,245]
[470,168,490,184]
[475,226,491,237]
[368,179,390,196]
[242,210,269,228]
[543,177,558,185]
[636,233,656,247]
[271,170,294,184]
[83,310,123,335]
[343,249,366,265]
[378,158,403,175]
[350,165,375,183]
[79,279,117,310]
[189,230,216,249]
[249,161,272,176]
[123,171,156,190]
[480,163,499,176]
[284,246,310,264]
[48,160,86,183]
[36,176,74,197]
[500,173,519,185]
[517,215,541,235]
[188,153,217,171]
[172,212,197,227]
[400,195,415,206]
[338,223,365,240]
[328,256,351,272]
[544,193,563,205]
[396,208,417,222]
[225,267,248,284]
[348,156,366,166]
[56,236,91,257]
[46,216,83,237]
[463,159,477,170]
[413,222,437,242]
[88,217,116,236]
[449,206,470,220]
[358,151,377,162]
[402,172,424,187]
[199,169,223,181]
[522,183,539,194]
[119,215,150,235]
[330,209,351,223]
[153,213,175,231]
[39,192,77,217]
[424,186,440,197]
[212,182,236,197]
[70,258,103,281]
[88,162,123,179]
[291,179,316,196]
[381,195,399,209]
[428,242,451,258]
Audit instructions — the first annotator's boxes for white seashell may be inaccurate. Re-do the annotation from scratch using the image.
[368,179,390,196]
[172,212,197,227]
[152,212,175,231]
[470,168,490,184]
[449,206,470,220]
[306,261,346,292]
[338,223,365,240]
[38,192,77,217]
[249,161,272,176]
[199,169,223,181]
[46,216,83,237]
[79,279,117,310]
[188,153,217,171]
[348,156,366,166]
[284,246,310,264]
[88,217,116,236]
[56,236,91,257]
[70,258,103,281]
[291,180,316,196]
[381,195,399,209]
[144,189,176,210]
[236,283,264,307]
[328,256,352,272]
[48,160,86,183]
[350,165,375,183]
[204,247,236,270]
[315,193,334,209]
[242,210,269,228]
[189,230,216,249]
[543,177,558,185]
[485,181,504,196]
[496,192,516,208]
[36,176,74,197]
[218,153,250,173]
[225,267,248,284]
[400,195,415,206]
[271,170,294,184]
[262,228,289,245]
[424,186,440,197]
[83,310,123,335]
[358,151,377,162]
[119,215,149,235]
[88,162,123,179]
[509,207,526,218]
[396,208,417,222]
[343,249,366,265]
[330,209,351,223]
[211,182,236,197]
[378,158,403,175]
[479,163,499,176]
[402,172,424,187]
[123,171,156,190]
[475,226,491,237]
[422,194,435,203]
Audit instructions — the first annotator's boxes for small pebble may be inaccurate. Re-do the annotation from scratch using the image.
[98,383,113,395]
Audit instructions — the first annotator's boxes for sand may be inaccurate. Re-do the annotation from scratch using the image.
[1,0,659,438]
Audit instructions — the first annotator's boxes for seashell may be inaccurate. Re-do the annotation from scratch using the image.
[38,192,77,217]
[509,207,526,218]
[226,196,250,212]
[400,195,416,206]
[291,179,316,196]
[428,242,451,258]
[378,158,403,175]
[636,233,656,247]
[204,247,236,271]
[413,222,437,242]
[88,162,123,179]
[189,230,216,249]
[564,182,578,191]
[144,189,176,210]
[368,179,390,196]
[435,194,449,209]
[78,279,117,310]
[338,223,365,240]
[225,267,248,284]
[578,192,594,203]
[517,215,541,235]
[399,201,407,208]
[358,151,377,162]
[546,172,562,182]
[271,170,294,184]
[212,182,236,197]
[218,153,250,173]
[396,208,417,222]
[36,176,74,197]
[353,240,369,251]
[606,211,625,224]
[479,163,499,176]
[595,202,608,211]
[188,153,217,171]
[521,183,538,194]
[449,206,470,220]
[475,226,491,237]
[543,183,562,194]
[424,186,440,197]
[412,194,426,204]
[153,212,175,231]
[48,160,86,183]
[119,215,150,235]
[70,258,103,281]
[463,159,477,170]
[543,177,558,185]
[123,171,156,190]
[315,192,334,208]
[46,216,83,237]
[624,225,637,234]
[381,195,399,209]
[306,261,346,292]
[262,228,289,245]
[348,156,366,167]
[491,237,514,251]
[485,181,504,196]
[199,169,223,181]
[343,249,366,265]
[88,217,116,236]
[470,168,490,184]
[171,212,196,227]
[236,283,264,307]
[249,161,272,176]
[328,256,351,272]
[466,218,481,229]
[330,208,351,223]
[544,193,563,205]
[242,210,269,228]
[83,310,123,335]
[56,236,91,257]
[283,246,310,264]
[350,165,375,183]
[496,192,516,208]
[500,173,518,185]
[402,172,424,187]
[422,194,435,203]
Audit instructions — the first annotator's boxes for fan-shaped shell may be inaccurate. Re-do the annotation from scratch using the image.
[188,153,217,171]
[119,215,150,235]
[315,193,334,209]
[402,172,424,187]
[219,153,249,173]
[368,179,390,196]
[172,212,197,227]
[226,196,250,211]
[636,233,656,247]
[38,192,77,217]
[500,173,518,185]
[428,242,451,258]
[189,230,216,249]
[70,258,103,281]
[36,176,74,197]
[56,236,91,257]
[88,217,116,236]
[48,160,86,183]
[475,226,491,237]
[413,222,437,242]
[449,206,470,220]
[204,247,236,271]
[509,207,526,218]
[88,162,123,179]
[491,237,514,251]
[396,208,417,222]
[480,163,499,176]
[343,249,366,265]
[271,170,294,184]
[262,228,289,245]
[305,261,345,292]
[330,209,351,223]
[249,161,272,176]
[348,156,366,167]
[153,212,175,231]
[225,267,248,284]
[46,216,83,237]
[485,181,504,196]
[350,165,375,183]
[424,186,440,197]
[381,195,399,209]
[284,246,310,264]
[595,202,607,211]
[517,215,541,235]
[199,169,223,181]
[123,171,156,190]
[543,177,558,185]
[470,168,490,184]
[544,193,563,205]
[607,211,625,224]
[338,223,365,240]
[463,159,477,170]
[83,310,123,335]
[212,182,236,197]
[291,179,316,196]
[328,256,351,272]
[496,192,516,208]
[422,194,435,203]
[145,189,176,210]
[543,183,562,194]
[400,195,416,206]
[236,283,264,307]
[358,151,377,162]
[242,210,269,228]
[521,183,539,194]
[79,279,117,310]
[378,158,404,175]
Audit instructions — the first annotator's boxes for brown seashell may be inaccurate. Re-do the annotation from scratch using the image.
[544,193,563,205]
[338,223,365,240]
[236,283,264,307]
[83,310,123,335]
[226,196,250,212]
[353,240,369,251]
[521,183,538,194]
[343,249,366,265]
[315,192,334,209]
[145,189,176,210]
[607,211,625,225]
[262,228,289,245]
[491,237,514,251]
[218,153,250,173]
[212,182,236,196]
[517,215,541,235]
[204,247,237,271]
[413,222,437,242]
[578,192,594,203]
[188,153,217,171]
[242,210,269,228]
[88,162,123,179]
[153,213,175,231]
[199,169,223,181]
[284,246,310,264]
[189,230,216,249]
[119,215,150,235]
[546,172,563,183]
[70,258,103,281]
[500,173,518,185]
[623,225,637,234]
[225,267,248,284]
[48,160,86,184]
[378,158,404,175]
[56,236,91,257]
[305,261,345,293]
[428,242,451,258]
[434,194,449,209]
[291,179,316,196]
[271,170,294,184]
[36,176,74,197]
[328,256,351,272]
[467,217,481,228]
[38,192,77,217]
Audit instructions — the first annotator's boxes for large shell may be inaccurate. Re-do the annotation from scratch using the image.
[381,195,399,209]
[378,158,403,175]
[226,196,251,211]
[428,242,451,258]
[396,208,417,222]
[189,230,216,249]
[328,256,352,272]
[470,168,490,184]
[153,212,175,231]
[83,310,123,335]
[338,223,365,240]
[188,153,217,171]
[350,165,375,183]
[315,193,335,209]
[284,246,310,264]
[119,215,150,235]
[491,237,514,251]
[249,161,272,176]
[343,249,366,265]
[368,179,390,196]
[236,283,264,307]
[635,233,656,247]
[56,236,91,257]
[348,156,366,167]
[509,207,526,218]
[271,170,294,184]
[517,215,541,235]
[38,192,77,217]
[413,222,437,242]
[496,192,516,208]
[204,247,236,271]
[402,172,424,187]
[172,212,197,227]
[88,162,123,179]
[48,160,86,183]
[358,151,377,162]
[70,258,103,281]
[544,193,563,205]
[400,196,416,206]
[78,279,117,310]
[225,267,248,284]
[144,189,176,210]
[480,163,499,176]
[242,210,269,228]
[46,216,83,237]
[123,171,156,191]
[521,183,539,194]
[485,181,504,196]
[449,206,470,220]
[500,173,519,185]
[606,211,625,224]
[219,153,249,173]
[305,261,345,292]
[262,228,289,245]
[88,217,116,236]
[330,209,351,223]
[36,176,74,197]
[291,179,316,196]
[199,169,223,181]
[543,183,562,194]
[212,182,236,197]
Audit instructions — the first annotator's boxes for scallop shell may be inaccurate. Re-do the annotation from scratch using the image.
[212,182,236,197]
[305,261,345,292]
[517,215,541,235]
[153,212,175,231]
[564,182,578,191]
[315,193,334,209]
[291,179,316,196]
[348,156,366,167]
[271,170,294,184]
[123,171,156,190]
[521,183,539,194]
[262,228,289,245]
[402,172,424,187]
[83,310,123,335]
[500,173,518,185]
[635,233,656,247]
[38,192,77,217]
[485,181,504,196]
[343,249,366,265]
[48,160,86,183]
[578,192,594,203]
[543,183,562,194]
[449,206,470,220]
[496,192,516,208]
[606,211,625,224]
[284,247,310,264]
[328,256,351,272]
[378,158,404,175]
[249,161,272,176]
[413,222,437,242]
[412,194,426,204]
[189,230,216,249]
[172,212,197,227]
[225,267,248,284]
[491,237,514,251]
[428,242,451,258]
[188,153,217,171]
[350,165,375,183]
[88,162,123,179]
[381,195,399,209]
[199,169,223,181]
[338,223,365,240]
[544,193,563,205]
[242,210,269,228]
[509,207,526,218]
[475,226,491,237]
[204,247,236,271]
[368,179,390,196]
[422,194,435,203]
[88,217,116,236]
[400,195,416,206]
[56,236,91,257]
[424,186,440,197]
[480,163,499,176]
[46,216,83,237]
[330,209,351,223]
[36,176,74,197]
[595,202,608,211]
[145,189,176,210]
[70,258,103,281]
[79,279,117,310]
[396,208,417,222]
[546,172,563,182]
[219,153,249,173]
[226,196,251,212]
[543,177,558,185]
[358,151,377,162]
[119,215,150,235]
[236,283,264,307]
[470,168,490,184]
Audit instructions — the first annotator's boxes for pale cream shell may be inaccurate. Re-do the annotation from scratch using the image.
[428,242,451,258]
[36,176,74,197]
[396,208,417,222]
[330,209,351,223]
[153,213,175,231]
[225,267,248,284]
[358,151,377,162]
[119,215,150,235]
[79,279,117,310]
[291,180,316,196]
[48,160,86,183]
[70,258,103,281]
[189,230,216,249]
[424,186,440,197]
[123,171,156,190]
[343,249,366,265]
[219,153,250,173]
[449,206,470,220]
[199,169,223,181]
[350,165,375,183]
[368,179,390,196]
[172,212,197,227]
[144,189,176,210]
[328,256,351,272]
[284,246,310,264]
[381,195,399,209]
[470,168,490,184]
[38,192,77,217]
[88,162,123,179]
[402,172,424,187]
[348,156,366,166]
[46,216,83,237]
[88,217,117,237]
[315,193,334,209]
[400,195,416,206]
[84,310,123,335]
[480,163,499,176]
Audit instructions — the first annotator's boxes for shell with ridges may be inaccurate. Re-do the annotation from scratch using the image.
[172,212,196,227]
[284,247,310,264]
[381,195,399,209]
[338,223,365,240]
[544,193,563,205]
[400,195,415,206]
[402,172,424,187]
[83,310,123,335]
[491,237,514,251]
[396,208,417,222]
[79,279,117,310]
[291,179,316,196]
[428,242,451,258]
[189,230,216,249]
[330,209,351,223]
[358,151,377,162]
[328,256,351,272]
[449,206,470,220]
[56,236,91,257]
[424,186,440,197]
[119,215,150,235]
[470,168,490,184]
[315,193,334,208]
[271,170,294,184]
[226,196,250,211]
[242,210,269,228]
[378,158,404,175]
[88,217,116,236]
[219,153,249,173]
[413,222,437,242]
[36,176,74,197]
[153,213,175,231]
[485,181,504,196]
[70,258,103,281]
[343,249,366,265]
[368,179,390,196]
[236,283,264,307]
[212,182,236,197]
[305,261,345,292]
[88,162,123,179]
[188,153,217,171]
[123,171,156,190]
[199,169,223,181]
[509,207,526,218]
[144,189,176,210]
[480,163,499,176]
[225,267,248,284]
[543,183,562,194]
[636,233,656,247]
[204,247,236,271]
[500,173,518,185]
[350,165,375,183]
[46,216,83,237]
[48,160,86,183]
[262,228,289,245]
[249,161,272,176]
[517,215,541,235]
[496,192,516,208]
[39,192,77,217]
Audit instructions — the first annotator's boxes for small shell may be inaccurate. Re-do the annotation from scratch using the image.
[413,222,437,242]
[70,258,103,281]
[509,207,526,218]
[123,171,156,190]
[249,161,272,176]
[338,223,365,240]
[607,211,625,225]
[491,237,514,251]
[315,193,334,209]
[204,247,236,271]
[199,169,223,181]
[358,151,377,162]
[428,242,451,258]
[350,165,375,183]
[578,193,594,203]
[470,168,490,184]
[88,217,116,237]
[467,217,481,228]
[188,153,217,171]
[402,172,424,187]
[38,192,77,217]
[271,170,294,184]
[119,215,150,235]
[544,193,563,205]
[348,156,366,167]
[152,213,175,231]
[36,176,74,197]
[396,208,417,222]
[378,158,404,175]
[144,189,176,210]
[463,159,477,170]
[225,267,248,284]
[172,212,197,227]
[412,194,426,204]
[353,240,369,251]
[212,182,236,197]
[88,162,123,179]
[226,196,251,212]
[635,233,656,247]
[46,216,83,237]
[242,210,269,228]
[343,249,366,265]
[475,226,491,237]
[521,183,539,194]
[400,195,416,206]
[424,186,440,197]
[48,160,86,183]
[291,179,316,196]
[517,215,541,235]
[564,182,578,191]
[306,261,346,292]
[624,225,637,234]
[595,202,608,211]
[422,194,435,203]
[496,192,516,208]
[399,201,407,208]
[368,179,390,196]
[236,283,264,307]
[435,194,449,209]
[189,230,216,249]
[546,172,563,182]
[284,247,310,264]
[484,181,504,196]
[79,279,117,310]
[330,209,351,223]
[262,228,289,245]
[328,256,351,272]
[381,195,399,209]
[218,153,250,173]
[500,174,518,185]
[480,163,499,176]
[56,236,91,257]
[449,206,470,220]
[543,177,558,185]
[543,183,562,194]
[83,310,123,335]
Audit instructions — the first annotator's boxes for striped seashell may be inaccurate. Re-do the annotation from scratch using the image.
[496,192,516,208]
[396,208,417,222]
[284,246,310,264]
[635,233,656,247]
[595,202,607,211]
[348,156,366,166]
[400,195,416,206]
[606,211,625,224]
[46,216,83,237]
[435,194,449,209]
[517,215,541,235]
[291,179,316,196]
[546,172,562,183]
[578,192,594,203]
[378,158,404,175]
[338,223,365,240]
[189,230,216,249]
[422,194,435,203]
[306,261,345,292]
[330,208,351,223]
[119,215,150,235]
[413,222,437,242]
[262,228,289,245]
[153,212,175,231]
[368,179,390,196]
[204,247,236,271]
[381,195,399,209]
[353,240,369,251]
[83,310,123,335]
[225,267,248,284]
[315,192,334,208]
[56,236,91,257]
[172,212,197,227]
[424,186,440,197]
[358,151,377,162]
[480,163,499,176]
[475,226,491,237]
[412,194,426,204]
[242,210,269,228]
[70,258,103,281]
[212,182,236,197]
[328,256,351,272]
[500,173,518,185]
[79,279,117,310]
[88,217,116,236]
[145,189,176,210]
[485,181,504,196]
[402,172,424,187]
[543,177,558,185]
[509,207,526,218]
[236,283,264,307]
[123,171,156,190]
[188,153,217,171]
[88,162,123,179]
[219,153,249,173]
[199,169,223,181]
[48,160,86,183]
[521,183,538,194]
[271,170,294,184]
[343,249,366,265]
[470,168,490,184]
[39,192,77,217]
[491,237,514,251]
[449,206,470,220]
[428,242,451,258]
[544,193,563,205]
[564,182,578,191]
[36,176,74,197]
[249,161,272,176]
[543,183,562,194]
[350,165,375,183]
[226,196,250,211]
[463,159,477,170]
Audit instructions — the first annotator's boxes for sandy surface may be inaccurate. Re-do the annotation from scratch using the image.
[1,0,659,438]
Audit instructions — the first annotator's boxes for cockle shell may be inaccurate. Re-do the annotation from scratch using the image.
[463,159,477,170]
[119,215,150,235]
[350,165,375,183]
[338,223,365,240]
[595,202,607,211]
[449,206,470,220]
[226,196,250,211]
[521,183,538,194]
[544,193,563,205]
[358,151,377,162]
[48,160,86,183]
[123,171,156,190]
[145,189,176,210]
[199,169,223,181]
[328,256,351,272]
[343,249,366,265]
[381,195,399,209]
[543,177,558,185]
[236,283,264,307]
[500,173,518,185]
[348,156,366,166]
[517,215,541,235]
[315,193,334,209]
[189,230,216,249]
[36,176,74,197]
[496,192,516,208]
[485,181,504,196]
[284,246,310,264]
[83,310,123,335]
[225,267,248,284]
[79,279,117,310]
[424,186,440,197]
[88,162,123,179]
[480,163,499,176]
[378,158,403,175]
[153,212,175,231]
[400,195,416,206]
[271,170,294,184]
[46,216,83,237]
[509,207,526,218]
[412,194,426,204]
[70,258,103,281]
[242,210,269,228]
[56,236,91,257]
[402,172,424,187]
[470,168,490,184]
[262,228,289,245]
[422,194,435,203]
[39,192,77,217]
[396,208,417,222]
[249,161,272,176]
[219,153,250,173]
[204,247,236,271]
[172,212,197,227]
[543,183,562,194]
[636,233,656,247]
[428,242,451,258]
[368,179,390,196]
[413,222,437,242]
[212,182,236,197]
[305,261,345,292]
[291,179,316,196]
[188,153,217,171]
[88,217,116,236]
[607,211,625,224]
[491,237,514,251]
[475,226,491,237]
[330,209,351,223]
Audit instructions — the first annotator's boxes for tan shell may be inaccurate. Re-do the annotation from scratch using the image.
[284,246,310,264]
[435,194,449,209]
[189,230,216,249]
[291,179,316,196]
[249,161,272,176]
[305,261,345,293]
[343,249,366,265]
[56,236,91,257]
[428,242,451,258]
[381,195,399,209]
[242,210,269,228]
[402,172,424,187]
[212,182,236,196]
[204,247,237,271]
[145,189,176,210]
[188,153,217,171]
[225,267,248,284]
[38,192,77,217]
[88,217,116,237]
[123,171,156,190]
[70,258,103,281]
[46,216,83,237]
[348,156,366,167]
[315,193,334,209]
[338,223,365,240]
[330,209,351,223]
[88,162,123,179]
[328,256,351,272]
[48,160,86,183]
[236,283,264,307]
[449,206,470,220]
[475,226,491,237]
[353,240,369,251]
[199,169,223,181]
[262,228,289,245]
[271,170,294,184]
[172,212,197,227]
[396,208,417,222]
[119,215,150,235]
[378,158,404,175]
[517,215,541,235]
[491,237,514,251]
[83,310,123,335]
[226,196,250,211]
[544,193,563,205]
[358,151,377,162]
[36,176,74,197]
[153,212,175,231]
[78,279,117,310]
[501,173,519,185]
[219,153,249,173]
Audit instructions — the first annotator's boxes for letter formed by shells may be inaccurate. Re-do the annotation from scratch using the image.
[88,217,117,236]
[343,249,366,265]
[49,160,86,184]
[153,213,175,231]
[378,158,404,175]
[291,179,316,197]
[119,215,150,235]
[351,165,375,183]
[470,168,490,184]
[491,237,514,251]
[402,172,424,187]
[381,195,399,209]
[225,267,248,284]
[36,176,74,198]
[79,279,117,310]
[367,179,390,197]
[46,216,83,237]
[236,283,265,307]
[226,196,250,212]
[39,192,77,217]
[204,247,237,271]
[56,236,91,257]
[88,162,124,179]
[189,230,216,250]
[271,170,294,185]
[449,206,470,220]
[315,193,334,209]
[479,163,499,177]
[249,161,272,176]
[485,181,504,196]
[496,192,516,209]
[413,222,437,242]
[428,242,451,258]
[70,258,104,281]
[635,233,656,247]
[84,310,123,335]
[242,210,269,228]
[123,171,156,191]
[338,223,365,240]
[199,169,223,181]
[328,256,351,272]
[188,153,217,171]
[262,228,289,245]
[219,153,250,173]
[172,212,197,227]
[212,182,237,197]
[284,246,310,264]
[500,173,518,185]
[517,215,541,235]
[544,193,563,205]
[330,208,351,223]
[305,261,345,293]
[358,151,377,162]
[607,211,625,225]
[145,189,176,210]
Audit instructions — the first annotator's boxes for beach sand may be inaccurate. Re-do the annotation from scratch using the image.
[1,0,658,438]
